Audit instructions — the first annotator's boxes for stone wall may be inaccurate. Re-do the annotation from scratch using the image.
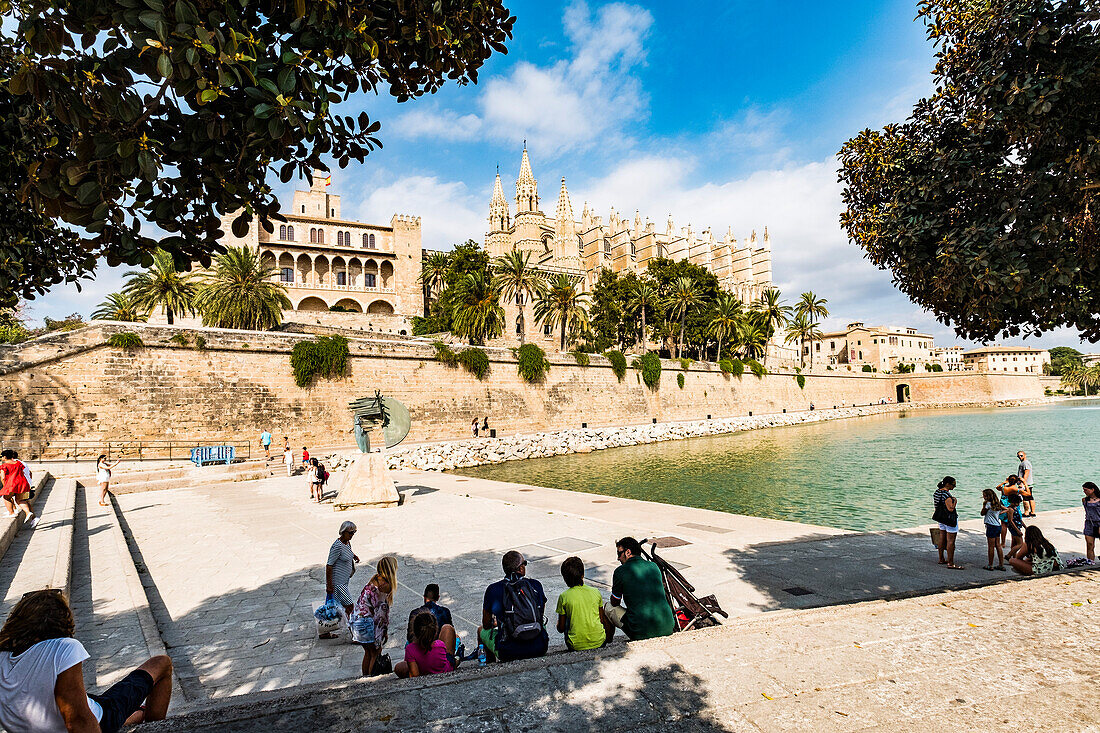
[0,323,1044,447]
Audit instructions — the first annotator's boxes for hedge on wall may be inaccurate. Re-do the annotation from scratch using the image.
[746,359,767,379]
[633,352,662,390]
[291,335,349,388]
[516,343,550,384]
[571,350,590,367]
[433,341,458,367]
[679,357,693,371]
[603,350,627,382]
[795,374,806,389]
[456,347,491,381]
[107,332,143,349]
[718,358,746,378]
[677,372,685,389]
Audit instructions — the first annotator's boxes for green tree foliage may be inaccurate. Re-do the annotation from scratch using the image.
[838,0,1100,341]
[290,335,349,388]
[432,340,458,367]
[452,270,505,345]
[862,364,873,372]
[534,274,589,352]
[456,346,490,381]
[571,350,590,367]
[646,258,720,358]
[0,306,30,344]
[196,246,290,331]
[414,241,490,336]
[677,372,685,389]
[784,314,816,369]
[1048,346,1083,376]
[665,276,703,359]
[106,332,143,349]
[708,292,743,361]
[590,269,644,351]
[0,1,515,306]
[92,292,150,322]
[492,249,543,345]
[515,343,549,384]
[123,249,198,325]
[795,373,806,389]
[747,359,767,378]
[633,352,662,390]
[419,251,451,317]
[795,291,829,368]
[626,279,659,351]
[736,317,769,362]
[751,287,791,363]
[603,349,627,381]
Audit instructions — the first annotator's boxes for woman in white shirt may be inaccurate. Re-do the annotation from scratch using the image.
[95,455,122,507]
[0,590,173,732]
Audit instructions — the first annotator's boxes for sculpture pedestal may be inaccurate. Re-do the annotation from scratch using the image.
[333,453,399,510]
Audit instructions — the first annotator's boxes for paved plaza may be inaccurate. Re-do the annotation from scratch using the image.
[100,463,1094,705]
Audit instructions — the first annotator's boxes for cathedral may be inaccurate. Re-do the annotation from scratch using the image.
[485,146,775,304]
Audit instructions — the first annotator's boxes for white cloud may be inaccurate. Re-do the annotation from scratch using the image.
[479,1,652,150]
[390,108,481,141]
[356,175,484,251]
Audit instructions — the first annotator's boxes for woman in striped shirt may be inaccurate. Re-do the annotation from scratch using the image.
[323,522,358,639]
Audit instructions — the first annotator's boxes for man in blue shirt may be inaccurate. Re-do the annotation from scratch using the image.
[260,430,272,460]
[477,551,549,662]
[406,584,454,642]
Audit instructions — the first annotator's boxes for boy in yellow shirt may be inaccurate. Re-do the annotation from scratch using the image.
[555,556,612,651]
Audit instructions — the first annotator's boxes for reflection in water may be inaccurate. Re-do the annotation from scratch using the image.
[456,401,1100,531]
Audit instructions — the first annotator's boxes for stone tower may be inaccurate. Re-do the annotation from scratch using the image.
[511,144,544,255]
[486,169,511,258]
[553,177,582,269]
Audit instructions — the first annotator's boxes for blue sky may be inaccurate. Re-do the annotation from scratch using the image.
[32,0,1089,348]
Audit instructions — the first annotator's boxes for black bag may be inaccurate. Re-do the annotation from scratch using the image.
[500,576,545,643]
[933,499,958,526]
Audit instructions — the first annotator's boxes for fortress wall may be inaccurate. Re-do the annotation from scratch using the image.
[0,324,1044,447]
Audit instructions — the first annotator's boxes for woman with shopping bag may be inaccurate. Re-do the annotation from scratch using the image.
[351,556,397,676]
[319,522,358,639]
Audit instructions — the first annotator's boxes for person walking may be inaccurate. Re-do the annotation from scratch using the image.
[1016,451,1036,517]
[309,458,325,503]
[482,416,489,435]
[260,430,273,460]
[322,521,358,639]
[932,476,963,569]
[352,556,398,677]
[981,488,1005,571]
[1082,481,1100,563]
[472,418,479,438]
[283,446,295,477]
[94,454,122,507]
[0,451,36,528]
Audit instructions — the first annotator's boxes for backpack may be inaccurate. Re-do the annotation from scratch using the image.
[499,576,545,643]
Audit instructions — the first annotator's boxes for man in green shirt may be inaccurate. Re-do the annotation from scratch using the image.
[604,537,676,641]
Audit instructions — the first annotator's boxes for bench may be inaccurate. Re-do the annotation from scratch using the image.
[190,445,235,467]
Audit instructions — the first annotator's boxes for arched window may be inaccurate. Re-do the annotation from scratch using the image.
[279,225,287,240]
[603,239,611,255]
[336,231,344,246]
[309,228,316,243]
[368,234,376,249]
[286,225,294,241]
[362,233,369,247]
[317,229,324,244]
[344,231,351,246]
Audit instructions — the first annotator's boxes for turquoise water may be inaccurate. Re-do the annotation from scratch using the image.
[455,400,1100,531]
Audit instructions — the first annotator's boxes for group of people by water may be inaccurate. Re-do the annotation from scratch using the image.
[322,523,675,678]
[931,449,1099,572]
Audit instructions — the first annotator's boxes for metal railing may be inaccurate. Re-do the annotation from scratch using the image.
[0,440,251,463]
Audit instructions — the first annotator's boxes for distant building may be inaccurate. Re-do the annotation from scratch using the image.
[932,346,964,371]
[962,345,1050,373]
[1082,353,1100,366]
[804,322,935,371]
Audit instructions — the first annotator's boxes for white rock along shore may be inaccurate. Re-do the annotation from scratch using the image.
[382,398,1056,473]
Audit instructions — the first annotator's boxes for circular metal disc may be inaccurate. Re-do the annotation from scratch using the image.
[381,397,411,448]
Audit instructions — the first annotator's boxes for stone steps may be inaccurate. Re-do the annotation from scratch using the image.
[0,475,76,619]
[79,461,277,495]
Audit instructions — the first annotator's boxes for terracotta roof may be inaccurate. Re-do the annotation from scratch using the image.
[963,346,1048,356]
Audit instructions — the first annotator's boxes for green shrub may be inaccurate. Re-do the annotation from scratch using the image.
[456,347,490,380]
[795,374,806,390]
[169,333,189,346]
[861,364,873,373]
[718,358,734,374]
[634,352,662,390]
[571,350,590,367]
[516,343,550,384]
[603,350,627,381]
[194,335,206,351]
[746,359,767,378]
[291,335,349,388]
[678,357,693,371]
[677,373,685,389]
[729,358,745,377]
[107,332,143,349]
[433,340,458,366]
[1044,388,1052,396]
[0,324,30,344]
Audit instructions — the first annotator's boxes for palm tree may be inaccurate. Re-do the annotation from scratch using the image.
[736,316,769,361]
[92,292,150,322]
[795,291,829,369]
[626,281,659,352]
[124,249,199,325]
[492,250,543,345]
[784,314,819,368]
[534,274,590,352]
[665,277,703,359]
[419,251,450,316]
[1063,363,1100,396]
[751,287,792,365]
[707,292,743,361]
[452,270,505,345]
[195,246,291,330]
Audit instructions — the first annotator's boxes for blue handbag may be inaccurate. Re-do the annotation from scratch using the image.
[350,614,375,645]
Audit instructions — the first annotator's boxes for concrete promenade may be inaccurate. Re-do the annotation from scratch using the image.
[145,567,1100,732]
[109,466,1093,704]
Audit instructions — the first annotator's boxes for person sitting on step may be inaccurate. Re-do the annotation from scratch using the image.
[556,556,612,651]
[395,612,458,678]
[0,589,173,733]
[604,537,676,641]
[476,550,548,662]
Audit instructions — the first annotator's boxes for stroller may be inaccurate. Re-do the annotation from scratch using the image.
[641,539,728,631]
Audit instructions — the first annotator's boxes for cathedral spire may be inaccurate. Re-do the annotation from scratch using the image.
[489,170,510,232]
[515,145,538,214]
[555,178,574,228]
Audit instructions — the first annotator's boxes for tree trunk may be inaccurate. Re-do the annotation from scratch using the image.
[560,318,567,352]
[167,307,174,325]
[640,309,647,352]
[717,339,722,362]
[678,318,686,359]
[517,302,525,346]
